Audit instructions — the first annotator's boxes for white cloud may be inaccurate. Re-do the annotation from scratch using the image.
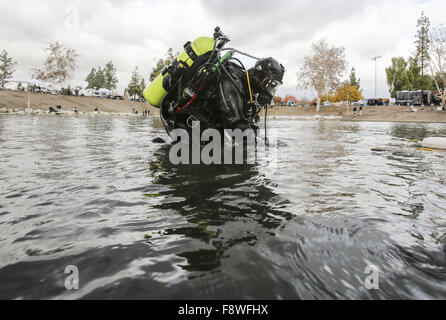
[0,0,444,98]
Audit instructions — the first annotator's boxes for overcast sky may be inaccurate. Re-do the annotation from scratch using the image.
[0,0,444,99]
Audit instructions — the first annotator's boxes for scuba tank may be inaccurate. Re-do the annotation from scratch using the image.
[144,37,215,108]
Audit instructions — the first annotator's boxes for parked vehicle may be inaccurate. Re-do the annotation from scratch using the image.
[396,90,431,106]
[130,96,146,103]
[367,99,384,106]
[431,91,445,106]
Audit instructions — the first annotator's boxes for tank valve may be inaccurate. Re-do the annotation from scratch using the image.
[183,87,195,99]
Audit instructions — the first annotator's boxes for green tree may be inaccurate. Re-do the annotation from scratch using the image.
[139,78,146,99]
[149,48,178,82]
[94,67,105,89]
[415,12,431,104]
[408,57,421,90]
[127,67,142,98]
[415,12,431,87]
[431,72,445,91]
[349,67,360,89]
[85,67,97,89]
[85,62,118,90]
[0,49,17,88]
[386,57,410,98]
[104,61,118,90]
[408,56,434,91]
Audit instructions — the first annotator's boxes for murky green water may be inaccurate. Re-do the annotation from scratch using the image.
[0,115,445,300]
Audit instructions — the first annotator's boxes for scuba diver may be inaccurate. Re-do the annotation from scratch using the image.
[144,27,285,137]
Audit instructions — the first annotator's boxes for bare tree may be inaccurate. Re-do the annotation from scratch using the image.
[297,40,347,111]
[34,41,80,85]
[149,48,179,82]
[429,25,446,107]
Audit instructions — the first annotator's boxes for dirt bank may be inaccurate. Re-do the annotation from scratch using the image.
[0,89,159,114]
[263,105,446,123]
[2,89,446,123]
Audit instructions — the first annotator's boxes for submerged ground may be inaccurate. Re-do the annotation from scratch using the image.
[0,115,445,299]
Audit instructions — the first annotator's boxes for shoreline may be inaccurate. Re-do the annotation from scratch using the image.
[265,115,446,124]
[0,89,159,115]
[260,105,446,124]
[1,89,446,123]
[0,108,159,117]
[3,112,446,125]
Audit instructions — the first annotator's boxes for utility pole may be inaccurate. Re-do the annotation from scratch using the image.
[372,56,382,99]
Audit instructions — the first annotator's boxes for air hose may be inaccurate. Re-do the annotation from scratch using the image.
[264,105,269,147]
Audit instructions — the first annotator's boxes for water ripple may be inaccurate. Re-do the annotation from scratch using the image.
[0,116,445,299]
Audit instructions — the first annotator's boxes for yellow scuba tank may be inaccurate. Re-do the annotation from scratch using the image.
[144,37,215,108]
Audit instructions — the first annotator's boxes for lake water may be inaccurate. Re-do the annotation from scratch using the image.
[1,114,446,300]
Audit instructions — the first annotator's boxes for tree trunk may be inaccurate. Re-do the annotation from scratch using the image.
[316,98,321,112]
[443,75,446,108]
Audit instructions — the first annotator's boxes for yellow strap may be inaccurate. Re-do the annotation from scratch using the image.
[417,147,434,152]
[246,70,254,103]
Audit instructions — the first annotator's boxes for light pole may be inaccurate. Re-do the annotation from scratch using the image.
[372,56,382,99]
